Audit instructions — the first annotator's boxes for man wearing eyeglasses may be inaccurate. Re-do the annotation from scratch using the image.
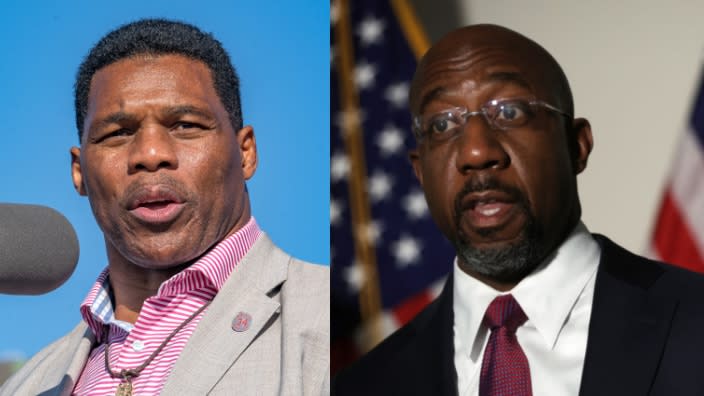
[333,24,704,396]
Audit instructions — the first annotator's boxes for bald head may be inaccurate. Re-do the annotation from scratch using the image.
[410,24,573,120]
[407,24,594,289]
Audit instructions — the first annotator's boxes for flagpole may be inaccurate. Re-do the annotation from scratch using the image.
[390,0,431,60]
[333,0,384,350]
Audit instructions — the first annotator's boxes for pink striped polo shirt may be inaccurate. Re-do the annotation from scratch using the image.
[73,217,261,395]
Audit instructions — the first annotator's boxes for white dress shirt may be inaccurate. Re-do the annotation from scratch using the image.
[453,222,601,395]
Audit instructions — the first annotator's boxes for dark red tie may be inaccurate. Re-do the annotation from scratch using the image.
[479,294,532,396]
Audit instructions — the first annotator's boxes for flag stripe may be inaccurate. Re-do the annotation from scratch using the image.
[651,70,704,273]
[652,190,704,271]
[391,289,433,325]
[668,130,704,257]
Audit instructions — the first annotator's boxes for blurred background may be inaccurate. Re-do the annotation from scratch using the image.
[0,0,328,383]
[416,1,703,256]
[332,0,704,372]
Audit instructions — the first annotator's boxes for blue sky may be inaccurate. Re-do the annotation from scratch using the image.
[0,1,329,360]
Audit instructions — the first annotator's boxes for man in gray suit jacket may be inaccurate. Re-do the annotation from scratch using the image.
[1,19,329,396]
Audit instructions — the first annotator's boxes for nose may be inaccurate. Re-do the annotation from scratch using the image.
[454,115,509,173]
[127,126,178,173]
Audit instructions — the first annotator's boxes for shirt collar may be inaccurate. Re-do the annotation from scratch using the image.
[157,216,261,297]
[453,221,600,359]
[79,269,125,342]
[80,216,262,341]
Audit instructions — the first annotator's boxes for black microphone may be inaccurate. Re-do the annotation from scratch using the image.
[0,204,79,295]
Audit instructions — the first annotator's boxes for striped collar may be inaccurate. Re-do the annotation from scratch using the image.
[80,217,262,341]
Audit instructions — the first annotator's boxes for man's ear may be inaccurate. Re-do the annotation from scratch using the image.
[571,118,593,174]
[409,148,424,186]
[70,146,87,196]
[237,125,257,180]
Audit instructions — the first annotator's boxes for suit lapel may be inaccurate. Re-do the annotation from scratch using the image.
[427,275,458,396]
[398,275,458,396]
[36,322,94,396]
[579,235,677,396]
[162,235,287,395]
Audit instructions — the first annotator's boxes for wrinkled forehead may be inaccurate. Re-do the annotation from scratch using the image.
[410,26,565,114]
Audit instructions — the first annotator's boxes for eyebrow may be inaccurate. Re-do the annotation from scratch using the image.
[418,87,446,115]
[417,71,532,114]
[88,111,139,136]
[88,105,216,135]
[162,105,215,120]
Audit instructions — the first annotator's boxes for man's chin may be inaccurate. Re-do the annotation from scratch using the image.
[458,213,528,243]
[117,247,199,272]
[461,231,526,250]
[454,226,545,284]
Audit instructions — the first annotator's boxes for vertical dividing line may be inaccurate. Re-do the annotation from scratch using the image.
[333,0,383,349]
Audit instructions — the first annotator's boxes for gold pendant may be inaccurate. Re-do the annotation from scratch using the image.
[115,381,132,396]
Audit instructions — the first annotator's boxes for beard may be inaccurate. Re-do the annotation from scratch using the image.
[452,176,546,284]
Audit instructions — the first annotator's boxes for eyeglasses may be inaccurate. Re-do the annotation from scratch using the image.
[412,98,572,140]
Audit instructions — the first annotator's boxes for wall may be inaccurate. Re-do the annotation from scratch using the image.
[417,0,704,254]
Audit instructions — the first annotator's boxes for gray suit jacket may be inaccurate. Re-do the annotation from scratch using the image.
[1,234,330,396]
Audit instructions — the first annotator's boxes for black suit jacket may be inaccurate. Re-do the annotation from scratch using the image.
[333,235,704,395]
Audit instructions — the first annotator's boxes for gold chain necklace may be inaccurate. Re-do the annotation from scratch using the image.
[105,301,211,396]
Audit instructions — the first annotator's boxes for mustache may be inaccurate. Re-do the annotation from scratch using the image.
[452,175,530,216]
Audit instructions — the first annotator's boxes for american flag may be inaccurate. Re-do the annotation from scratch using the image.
[650,71,704,272]
[330,0,455,373]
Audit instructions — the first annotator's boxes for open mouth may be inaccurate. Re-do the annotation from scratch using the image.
[456,190,524,234]
[127,187,186,225]
[139,200,175,210]
[471,199,507,217]
[465,200,516,228]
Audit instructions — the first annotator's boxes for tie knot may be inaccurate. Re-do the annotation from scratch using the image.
[484,294,527,332]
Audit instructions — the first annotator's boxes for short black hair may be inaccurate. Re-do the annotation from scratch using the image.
[74,18,242,141]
